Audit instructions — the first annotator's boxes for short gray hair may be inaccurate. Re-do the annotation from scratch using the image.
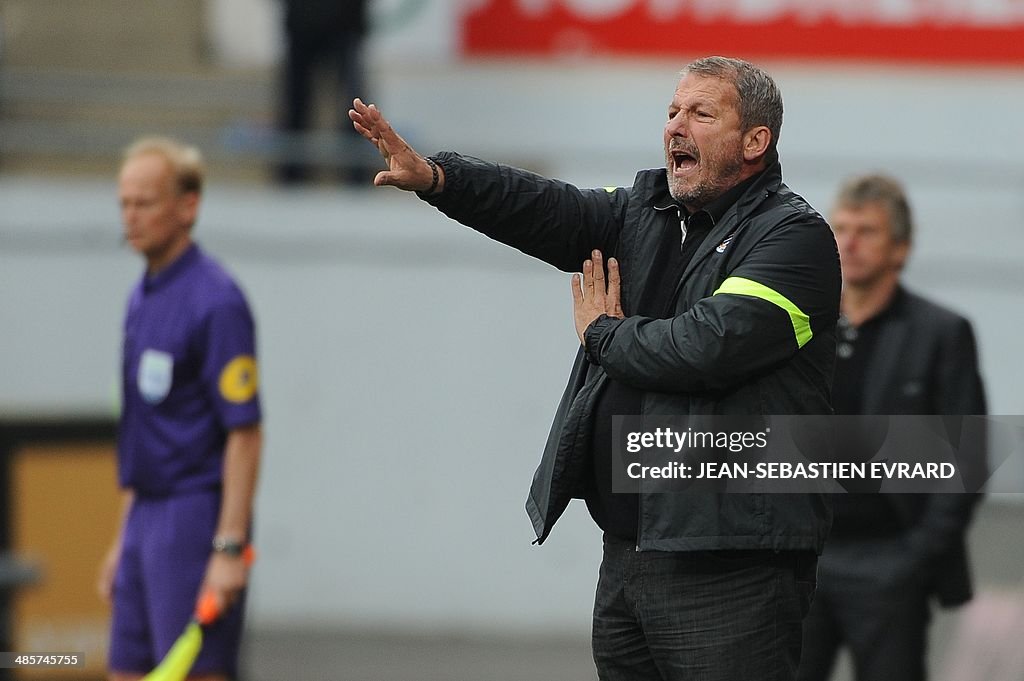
[681,56,784,154]
[835,174,913,243]
[122,136,204,195]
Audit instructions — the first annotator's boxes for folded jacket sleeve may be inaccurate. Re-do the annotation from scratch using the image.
[585,213,841,394]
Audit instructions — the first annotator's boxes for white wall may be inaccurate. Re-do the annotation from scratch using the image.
[2,61,1023,633]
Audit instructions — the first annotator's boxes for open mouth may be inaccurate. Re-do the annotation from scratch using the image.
[671,150,699,174]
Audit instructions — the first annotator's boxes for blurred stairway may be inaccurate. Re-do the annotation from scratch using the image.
[0,0,277,181]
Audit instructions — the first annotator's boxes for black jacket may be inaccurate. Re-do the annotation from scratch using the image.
[859,287,987,606]
[426,152,842,552]
[284,0,368,38]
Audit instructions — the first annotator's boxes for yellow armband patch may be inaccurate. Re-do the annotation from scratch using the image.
[713,277,813,348]
[219,355,259,403]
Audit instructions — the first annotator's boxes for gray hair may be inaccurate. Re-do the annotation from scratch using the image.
[122,136,205,195]
[681,56,784,154]
[834,174,914,243]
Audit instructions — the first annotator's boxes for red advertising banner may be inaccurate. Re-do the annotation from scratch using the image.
[462,0,1024,64]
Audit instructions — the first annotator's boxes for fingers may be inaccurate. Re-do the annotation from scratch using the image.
[222,586,241,611]
[97,548,118,602]
[607,257,623,317]
[200,555,248,617]
[349,98,377,141]
[359,102,408,157]
[571,273,583,308]
[349,99,398,147]
[199,582,239,616]
[97,574,111,602]
[349,113,373,139]
[350,98,376,127]
[579,251,623,318]
[590,250,606,307]
[574,252,622,345]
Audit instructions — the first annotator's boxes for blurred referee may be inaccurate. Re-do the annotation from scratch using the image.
[98,138,262,681]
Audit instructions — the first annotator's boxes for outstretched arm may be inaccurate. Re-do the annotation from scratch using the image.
[349,99,625,272]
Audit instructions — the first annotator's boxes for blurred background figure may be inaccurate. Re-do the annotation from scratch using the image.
[276,0,373,185]
[797,174,987,681]
[102,137,262,681]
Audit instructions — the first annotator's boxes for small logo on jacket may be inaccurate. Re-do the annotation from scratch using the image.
[715,233,736,253]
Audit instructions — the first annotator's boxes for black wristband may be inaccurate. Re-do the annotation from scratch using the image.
[422,157,439,196]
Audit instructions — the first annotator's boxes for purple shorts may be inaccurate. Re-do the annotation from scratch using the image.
[108,491,246,677]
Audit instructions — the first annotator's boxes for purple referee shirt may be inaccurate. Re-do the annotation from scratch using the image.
[119,243,261,498]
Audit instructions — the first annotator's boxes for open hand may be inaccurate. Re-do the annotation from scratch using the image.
[349,98,442,192]
[572,250,624,346]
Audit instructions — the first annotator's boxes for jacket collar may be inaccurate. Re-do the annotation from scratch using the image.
[672,160,784,297]
[728,158,784,226]
[142,242,200,293]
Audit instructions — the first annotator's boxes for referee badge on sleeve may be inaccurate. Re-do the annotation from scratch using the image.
[219,355,259,404]
[138,349,174,404]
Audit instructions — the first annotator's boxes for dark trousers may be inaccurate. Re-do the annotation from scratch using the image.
[797,538,931,681]
[278,29,367,183]
[593,534,817,681]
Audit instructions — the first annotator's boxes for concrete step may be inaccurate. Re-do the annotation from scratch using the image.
[1,0,207,72]
[0,66,386,182]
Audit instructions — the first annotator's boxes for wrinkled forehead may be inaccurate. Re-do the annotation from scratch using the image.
[831,201,892,228]
[672,72,740,109]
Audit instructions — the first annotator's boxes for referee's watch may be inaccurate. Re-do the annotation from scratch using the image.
[211,536,247,557]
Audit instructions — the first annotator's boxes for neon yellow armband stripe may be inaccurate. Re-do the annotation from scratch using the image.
[713,276,813,348]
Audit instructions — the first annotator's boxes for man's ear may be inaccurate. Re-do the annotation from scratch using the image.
[743,126,772,163]
[178,191,200,228]
[891,239,911,272]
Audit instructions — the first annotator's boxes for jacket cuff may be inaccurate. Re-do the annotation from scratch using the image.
[417,152,458,206]
[584,315,622,365]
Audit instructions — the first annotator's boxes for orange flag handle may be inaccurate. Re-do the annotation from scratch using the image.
[194,592,221,626]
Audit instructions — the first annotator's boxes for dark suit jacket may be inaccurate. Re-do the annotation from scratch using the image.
[860,286,987,607]
[285,0,368,39]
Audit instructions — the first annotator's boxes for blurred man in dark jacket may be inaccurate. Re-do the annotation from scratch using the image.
[277,0,370,184]
[797,174,987,681]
